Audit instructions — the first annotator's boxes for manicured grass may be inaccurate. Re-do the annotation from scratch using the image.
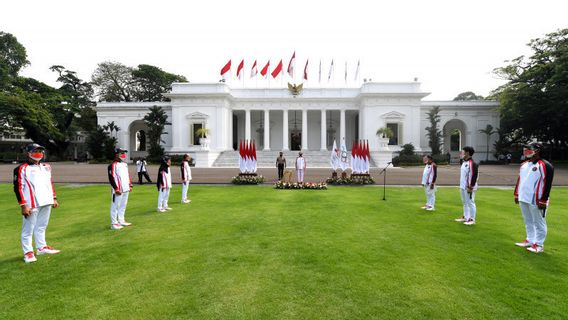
[1,184,567,319]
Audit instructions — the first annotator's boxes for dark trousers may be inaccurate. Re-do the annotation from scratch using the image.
[277,164,285,180]
[138,171,152,184]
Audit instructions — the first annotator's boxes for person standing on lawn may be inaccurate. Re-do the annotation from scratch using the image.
[276,152,286,181]
[421,155,437,211]
[514,143,554,253]
[295,152,306,184]
[108,147,133,230]
[454,146,478,225]
[180,154,192,204]
[157,156,173,212]
[136,157,152,184]
[13,143,61,263]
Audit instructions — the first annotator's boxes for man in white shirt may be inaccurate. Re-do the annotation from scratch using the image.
[454,146,478,225]
[295,152,306,183]
[136,157,152,185]
[13,143,61,263]
[108,148,133,230]
[180,154,192,204]
[421,155,437,211]
[514,143,554,253]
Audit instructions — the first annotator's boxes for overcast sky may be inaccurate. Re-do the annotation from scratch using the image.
[2,0,567,100]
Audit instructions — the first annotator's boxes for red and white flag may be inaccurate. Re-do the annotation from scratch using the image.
[251,140,257,173]
[220,60,231,78]
[287,51,295,78]
[364,140,370,173]
[238,140,245,173]
[236,59,244,80]
[272,59,283,79]
[303,60,309,80]
[250,60,258,78]
[260,60,270,78]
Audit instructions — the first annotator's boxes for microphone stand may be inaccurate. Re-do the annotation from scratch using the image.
[378,162,392,201]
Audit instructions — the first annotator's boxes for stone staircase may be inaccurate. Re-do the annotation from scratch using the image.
[212,150,376,168]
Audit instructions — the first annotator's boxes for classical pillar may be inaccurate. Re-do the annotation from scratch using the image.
[282,109,289,150]
[340,109,346,144]
[263,110,270,150]
[301,109,308,150]
[320,109,327,151]
[245,109,251,141]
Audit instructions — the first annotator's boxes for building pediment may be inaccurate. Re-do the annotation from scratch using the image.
[186,112,209,119]
[380,111,406,120]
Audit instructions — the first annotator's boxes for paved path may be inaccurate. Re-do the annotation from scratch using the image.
[2,163,567,186]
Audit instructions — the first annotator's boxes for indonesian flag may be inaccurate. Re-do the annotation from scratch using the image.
[330,139,339,170]
[365,140,370,173]
[250,60,258,78]
[252,140,257,173]
[244,140,251,173]
[220,60,231,78]
[271,59,283,79]
[351,140,358,173]
[303,60,308,80]
[260,60,270,78]
[238,140,245,173]
[287,51,295,78]
[236,59,244,80]
[328,59,334,82]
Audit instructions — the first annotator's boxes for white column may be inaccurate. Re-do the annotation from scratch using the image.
[245,109,251,141]
[263,110,270,150]
[301,109,308,150]
[340,109,346,145]
[320,109,327,151]
[282,110,289,150]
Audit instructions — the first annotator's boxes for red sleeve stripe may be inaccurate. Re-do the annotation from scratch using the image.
[17,164,27,204]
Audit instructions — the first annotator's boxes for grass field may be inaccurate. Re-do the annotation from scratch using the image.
[1,184,567,319]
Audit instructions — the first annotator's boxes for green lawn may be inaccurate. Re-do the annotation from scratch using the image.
[1,184,567,320]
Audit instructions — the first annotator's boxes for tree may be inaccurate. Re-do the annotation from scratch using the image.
[376,127,394,139]
[0,31,29,89]
[91,61,136,102]
[492,28,568,159]
[132,64,187,102]
[479,124,497,162]
[453,91,484,101]
[425,106,443,155]
[143,106,171,161]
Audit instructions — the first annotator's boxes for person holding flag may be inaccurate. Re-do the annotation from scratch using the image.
[514,143,554,253]
[421,155,437,211]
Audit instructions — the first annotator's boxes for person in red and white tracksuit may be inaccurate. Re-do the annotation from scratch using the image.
[454,146,478,225]
[157,156,172,212]
[108,148,133,230]
[180,154,192,204]
[421,155,437,211]
[13,143,60,263]
[514,143,554,253]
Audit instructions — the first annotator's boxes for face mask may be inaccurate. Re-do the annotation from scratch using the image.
[119,154,127,161]
[30,152,44,161]
[523,149,535,159]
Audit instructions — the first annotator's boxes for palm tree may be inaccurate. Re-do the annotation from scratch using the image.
[479,124,497,162]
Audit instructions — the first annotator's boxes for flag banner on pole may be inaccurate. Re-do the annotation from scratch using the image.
[238,140,245,173]
[272,59,283,79]
[330,139,339,170]
[287,51,295,78]
[365,140,370,173]
[252,140,257,173]
[339,138,350,171]
[250,60,258,78]
[303,59,309,80]
[237,59,244,80]
[328,59,334,82]
[351,140,357,173]
[354,60,360,81]
[220,60,231,78]
[260,60,270,78]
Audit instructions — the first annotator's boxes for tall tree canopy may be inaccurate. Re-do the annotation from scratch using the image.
[0,31,29,88]
[425,106,443,155]
[492,28,568,158]
[453,91,484,101]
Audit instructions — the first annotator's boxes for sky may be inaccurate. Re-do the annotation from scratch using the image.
[2,0,567,100]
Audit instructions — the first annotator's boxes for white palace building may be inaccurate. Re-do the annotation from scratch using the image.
[96,82,499,167]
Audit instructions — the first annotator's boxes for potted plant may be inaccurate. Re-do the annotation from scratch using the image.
[196,128,210,149]
[376,127,394,149]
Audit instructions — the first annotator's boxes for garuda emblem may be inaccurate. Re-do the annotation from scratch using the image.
[287,82,303,97]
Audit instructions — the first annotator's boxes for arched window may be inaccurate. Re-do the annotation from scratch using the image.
[450,129,461,151]
[136,130,146,151]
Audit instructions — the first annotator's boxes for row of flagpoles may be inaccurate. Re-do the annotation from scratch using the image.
[238,140,257,174]
[330,139,371,173]
[220,52,361,83]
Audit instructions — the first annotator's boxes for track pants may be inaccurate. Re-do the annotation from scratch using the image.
[158,188,171,210]
[22,205,52,254]
[110,191,129,225]
[519,201,547,246]
[297,169,305,183]
[181,182,190,201]
[460,188,476,221]
[424,185,436,208]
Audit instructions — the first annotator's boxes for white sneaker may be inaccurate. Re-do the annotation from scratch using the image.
[165,207,173,211]
[182,199,191,204]
[454,217,466,222]
[158,208,166,213]
[425,207,435,211]
[119,221,132,226]
[111,224,124,230]
[24,252,37,263]
[515,240,531,248]
[36,246,60,255]
[421,205,428,209]
[464,219,476,225]
[527,243,544,253]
